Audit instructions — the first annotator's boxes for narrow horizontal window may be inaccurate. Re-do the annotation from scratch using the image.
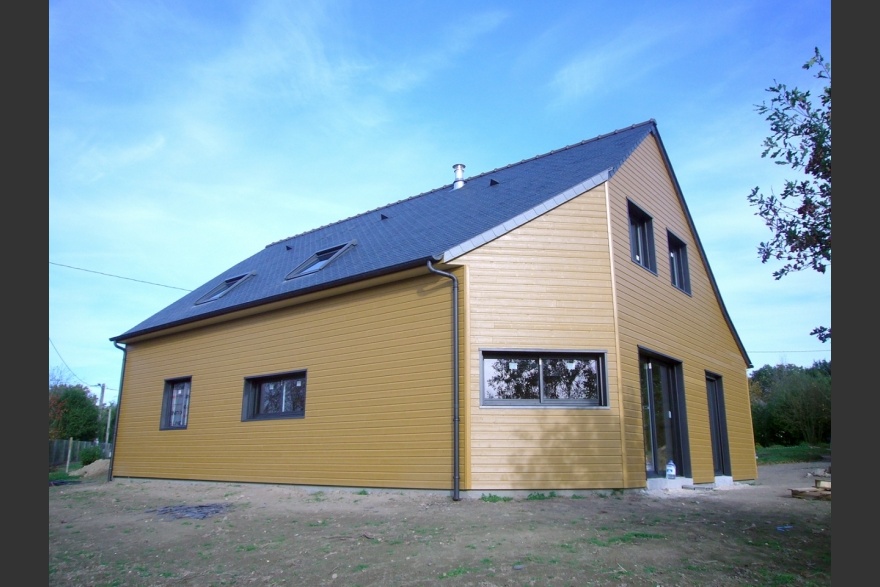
[481,352,607,407]
[242,370,307,421]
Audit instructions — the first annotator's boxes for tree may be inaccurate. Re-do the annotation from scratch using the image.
[748,361,831,446]
[49,381,102,441]
[748,48,831,342]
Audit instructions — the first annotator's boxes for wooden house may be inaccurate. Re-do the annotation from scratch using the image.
[109,120,757,497]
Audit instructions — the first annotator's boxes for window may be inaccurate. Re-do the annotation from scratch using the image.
[242,371,307,420]
[285,241,355,279]
[668,231,691,293]
[481,351,607,407]
[628,201,656,272]
[161,378,191,429]
[195,272,252,305]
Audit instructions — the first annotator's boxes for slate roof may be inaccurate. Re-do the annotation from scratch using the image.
[112,118,746,367]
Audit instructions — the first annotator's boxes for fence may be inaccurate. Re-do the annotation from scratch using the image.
[49,438,113,469]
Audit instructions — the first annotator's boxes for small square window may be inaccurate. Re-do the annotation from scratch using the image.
[285,242,354,280]
[668,231,691,293]
[160,378,191,429]
[242,371,307,420]
[195,273,252,305]
[628,201,656,272]
[481,352,607,407]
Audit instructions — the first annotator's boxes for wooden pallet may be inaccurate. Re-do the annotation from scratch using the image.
[790,479,831,500]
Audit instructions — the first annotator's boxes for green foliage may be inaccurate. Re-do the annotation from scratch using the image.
[756,443,829,465]
[49,383,102,441]
[49,467,81,484]
[80,445,104,466]
[748,48,831,341]
[750,361,831,446]
[525,491,557,501]
[479,493,512,502]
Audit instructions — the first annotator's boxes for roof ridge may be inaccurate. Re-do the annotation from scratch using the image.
[464,119,656,183]
[265,119,657,249]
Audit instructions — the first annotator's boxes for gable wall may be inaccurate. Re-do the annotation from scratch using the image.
[113,273,458,490]
[459,185,626,490]
[608,136,756,484]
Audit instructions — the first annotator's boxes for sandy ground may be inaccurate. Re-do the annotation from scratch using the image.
[50,459,831,586]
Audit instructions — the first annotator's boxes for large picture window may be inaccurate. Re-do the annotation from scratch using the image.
[242,370,307,421]
[160,377,191,429]
[481,351,607,407]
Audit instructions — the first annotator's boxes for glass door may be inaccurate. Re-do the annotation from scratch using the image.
[640,355,683,477]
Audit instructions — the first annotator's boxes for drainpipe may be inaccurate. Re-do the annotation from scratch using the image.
[427,259,461,501]
[108,341,127,482]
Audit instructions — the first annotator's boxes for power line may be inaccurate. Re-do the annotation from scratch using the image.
[49,337,118,392]
[49,261,192,292]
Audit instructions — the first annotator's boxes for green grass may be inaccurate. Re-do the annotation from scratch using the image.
[49,464,83,484]
[755,443,830,465]
[480,493,512,503]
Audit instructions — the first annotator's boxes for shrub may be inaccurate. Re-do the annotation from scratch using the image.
[80,445,103,466]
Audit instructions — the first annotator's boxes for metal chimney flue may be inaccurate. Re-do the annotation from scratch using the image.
[452,163,466,189]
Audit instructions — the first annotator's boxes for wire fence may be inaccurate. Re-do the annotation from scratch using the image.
[49,439,113,468]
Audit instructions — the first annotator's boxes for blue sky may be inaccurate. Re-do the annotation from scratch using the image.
[49,0,831,404]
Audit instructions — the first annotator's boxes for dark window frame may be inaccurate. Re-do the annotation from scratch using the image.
[285,241,355,280]
[480,350,608,408]
[160,377,192,430]
[242,370,308,421]
[628,200,656,272]
[195,272,253,305]
[667,231,691,293]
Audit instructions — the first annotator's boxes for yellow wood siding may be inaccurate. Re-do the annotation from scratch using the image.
[113,273,459,490]
[113,133,755,493]
[608,136,756,484]
[459,186,624,490]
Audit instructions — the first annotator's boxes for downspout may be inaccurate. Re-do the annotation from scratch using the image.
[108,341,127,482]
[427,259,461,501]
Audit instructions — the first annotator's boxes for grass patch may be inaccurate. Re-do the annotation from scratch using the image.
[480,494,512,503]
[355,489,369,495]
[440,566,473,578]
[526,491,557,501]
[755,443,830,465]
[49,467,82,484]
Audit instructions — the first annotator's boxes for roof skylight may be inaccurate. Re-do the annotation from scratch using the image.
[195,272,253,305]
[285,242,355,280]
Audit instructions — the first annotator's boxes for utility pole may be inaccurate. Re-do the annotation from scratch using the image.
[105,405,113,447]
[96,383,105,444]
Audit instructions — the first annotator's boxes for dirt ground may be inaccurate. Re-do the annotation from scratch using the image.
[49,459,831,586]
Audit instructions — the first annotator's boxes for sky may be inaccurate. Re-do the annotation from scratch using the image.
[49,0,832,405]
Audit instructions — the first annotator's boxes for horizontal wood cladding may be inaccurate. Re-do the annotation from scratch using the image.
[114,273,459,490]
[609,135,756,484]
[458,187,630,489]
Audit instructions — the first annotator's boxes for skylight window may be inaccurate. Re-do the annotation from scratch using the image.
[195,272,252,305]
[285,242,355,280]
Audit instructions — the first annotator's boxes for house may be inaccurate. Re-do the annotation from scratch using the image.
[109,119,756,498]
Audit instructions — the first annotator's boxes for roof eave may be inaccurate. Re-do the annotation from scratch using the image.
[110,256,438,344]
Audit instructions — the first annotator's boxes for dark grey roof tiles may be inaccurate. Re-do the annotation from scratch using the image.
[113,120,657,341]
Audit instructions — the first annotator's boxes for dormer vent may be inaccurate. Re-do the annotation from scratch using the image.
[452,163,466,189]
